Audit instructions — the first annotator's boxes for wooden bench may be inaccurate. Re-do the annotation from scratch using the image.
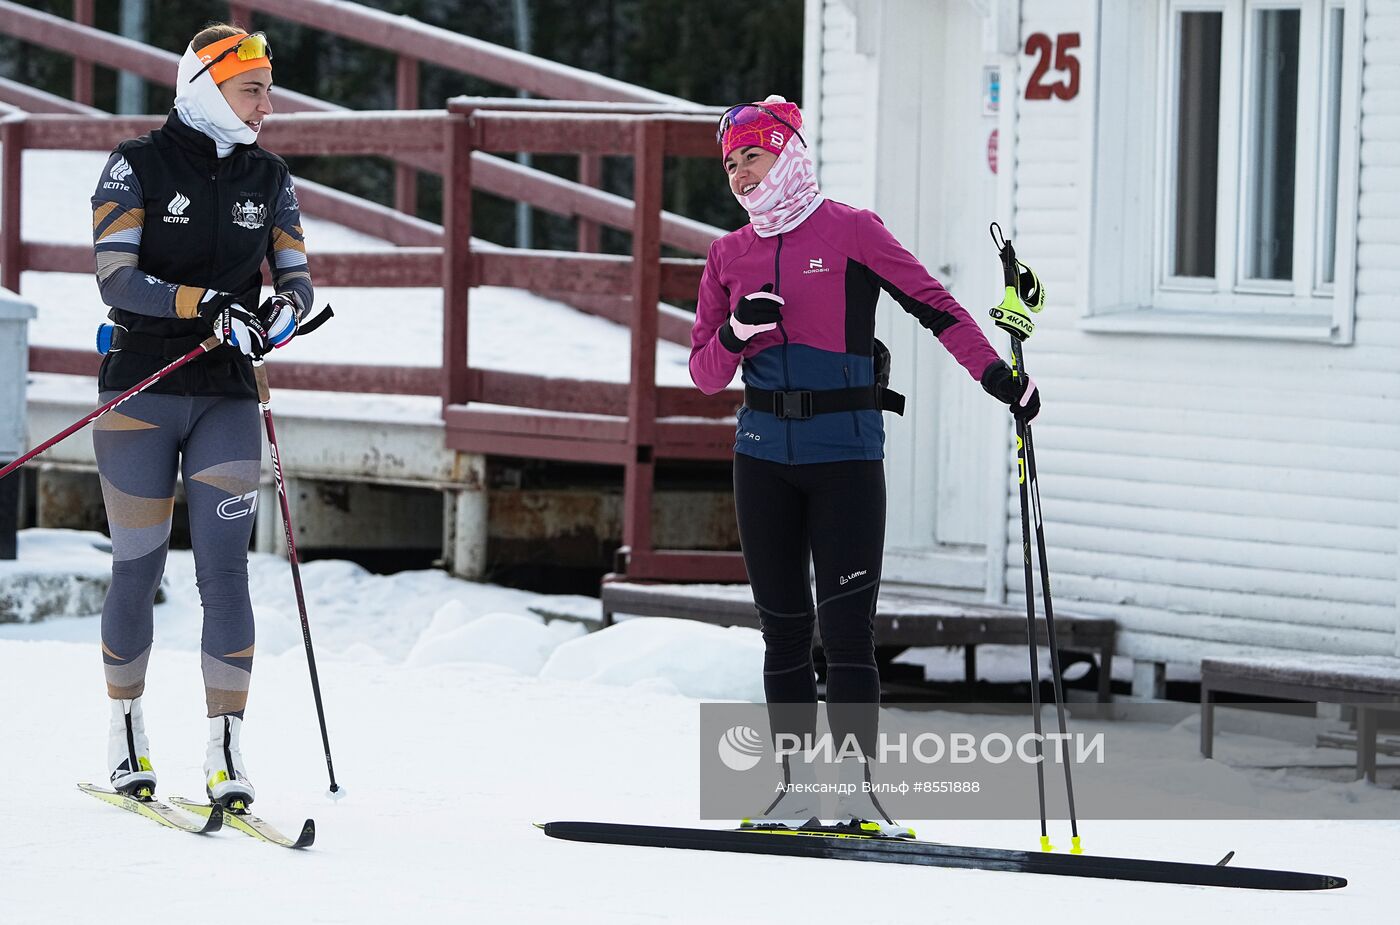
[1200,655,1400,782]
[599,580,1117,702]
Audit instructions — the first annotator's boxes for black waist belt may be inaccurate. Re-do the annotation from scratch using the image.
[744,385,906,420]
[110,328,210,359]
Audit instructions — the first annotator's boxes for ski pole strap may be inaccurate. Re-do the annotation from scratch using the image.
[297,303,334,336]
[743,384,906,420]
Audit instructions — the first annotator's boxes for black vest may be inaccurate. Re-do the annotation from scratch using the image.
[99,111,289,399]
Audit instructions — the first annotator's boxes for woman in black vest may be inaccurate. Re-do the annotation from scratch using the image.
[90,21,313,809]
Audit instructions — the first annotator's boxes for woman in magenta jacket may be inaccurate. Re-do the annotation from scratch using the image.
[692,96,1039,835]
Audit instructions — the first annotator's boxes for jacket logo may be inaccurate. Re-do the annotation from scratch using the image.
[103,157,133,191]
[803,257,831,275]
[163,191,191,224]
[232,199,267,230]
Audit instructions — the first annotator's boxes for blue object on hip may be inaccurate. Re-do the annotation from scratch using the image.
[96,323,114,355]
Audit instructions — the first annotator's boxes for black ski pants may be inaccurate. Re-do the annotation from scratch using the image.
[733,452,885,758]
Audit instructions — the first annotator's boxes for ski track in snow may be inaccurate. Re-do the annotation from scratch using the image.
[1,530,1397,922]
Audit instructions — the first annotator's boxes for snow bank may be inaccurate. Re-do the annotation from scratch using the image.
[0,529,115,622]
[541,616,765,701]
[405,605,586,674]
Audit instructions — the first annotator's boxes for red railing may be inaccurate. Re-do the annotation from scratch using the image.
[442,102,743,579]
[0,108,451,394]
[0,0,722,260]
[223,0,698,222]
[0,1,747,581]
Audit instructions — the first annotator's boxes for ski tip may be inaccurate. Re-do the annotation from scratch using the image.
[1216,850,1235,867]
[202,804,226,834]
[292,818,316,849]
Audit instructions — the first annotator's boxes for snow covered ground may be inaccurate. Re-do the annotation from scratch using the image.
[1,530,1397,923]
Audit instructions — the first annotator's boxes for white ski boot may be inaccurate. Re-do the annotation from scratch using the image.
[107,697,157,795]
[740,754,823,830]
[203,715,256,809]
[833,757,916,839]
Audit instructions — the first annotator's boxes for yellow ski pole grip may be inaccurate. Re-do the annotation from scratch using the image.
[991,286,1036,341]
[987,222,1044,342]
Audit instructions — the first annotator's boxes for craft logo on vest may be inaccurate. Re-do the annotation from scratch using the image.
[232,199,267,230]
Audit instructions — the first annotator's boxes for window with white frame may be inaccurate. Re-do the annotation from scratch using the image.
[1088,0,1361,342]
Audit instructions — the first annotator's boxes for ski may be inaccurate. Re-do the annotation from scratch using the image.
[539,822,1346,891]
[738,820,918,840]
[170,797,315,849]
[78,783,223,835]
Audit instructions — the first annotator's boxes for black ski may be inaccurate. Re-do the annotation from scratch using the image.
[539,822,1346,891]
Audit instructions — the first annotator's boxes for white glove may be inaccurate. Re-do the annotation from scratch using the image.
[197,290,268,358]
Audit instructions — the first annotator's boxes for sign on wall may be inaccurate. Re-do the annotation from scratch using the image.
[1024,32,1081,100]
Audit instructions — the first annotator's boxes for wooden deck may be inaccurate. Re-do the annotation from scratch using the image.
[1201,655,1400,782]
[599,579,1116,702]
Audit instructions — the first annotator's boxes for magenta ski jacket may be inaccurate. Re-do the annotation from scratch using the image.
[690,199,1001,464]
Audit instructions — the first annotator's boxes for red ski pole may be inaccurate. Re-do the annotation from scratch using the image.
[252,358,342,799]
[0,335,221,482]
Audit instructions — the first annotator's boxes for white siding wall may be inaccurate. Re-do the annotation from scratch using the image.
[1356,1,1400,658]
[814,0,877,206]
[1009,0,1400,664]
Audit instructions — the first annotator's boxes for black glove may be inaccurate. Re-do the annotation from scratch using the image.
[719,284,784,353]
[981,359,1040,424]
[196,289,270,359]
[255,293,299,350]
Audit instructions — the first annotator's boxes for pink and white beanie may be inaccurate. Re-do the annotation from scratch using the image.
[721,95,823,237]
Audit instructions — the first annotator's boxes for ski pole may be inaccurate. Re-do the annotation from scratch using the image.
[0,335,222,483]
[989,222,1081,854]
[251,307,342,800]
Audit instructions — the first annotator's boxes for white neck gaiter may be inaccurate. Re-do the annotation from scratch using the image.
[173,45,257,158]
[734,137,824,238]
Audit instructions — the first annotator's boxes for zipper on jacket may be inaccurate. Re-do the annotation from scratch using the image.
[201,162,219,397]
[773,233,793,465]
[208,165,220,282]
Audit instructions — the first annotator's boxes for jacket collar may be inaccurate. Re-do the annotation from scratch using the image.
[162,109,258,160]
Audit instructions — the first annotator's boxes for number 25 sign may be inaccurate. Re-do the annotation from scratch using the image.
[1024,32,1081,101]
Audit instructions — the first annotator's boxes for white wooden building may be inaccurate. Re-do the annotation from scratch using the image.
[802,0,1399,678]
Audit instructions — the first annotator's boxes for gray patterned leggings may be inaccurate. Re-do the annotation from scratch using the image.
[93,391,261,718]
